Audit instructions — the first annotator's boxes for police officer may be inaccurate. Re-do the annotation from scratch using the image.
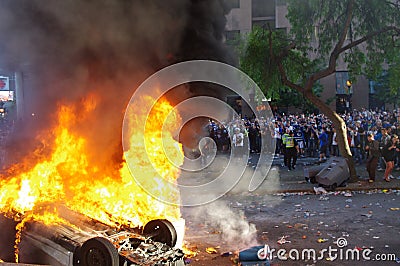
[281,128,290,167]
[286,131,299,171]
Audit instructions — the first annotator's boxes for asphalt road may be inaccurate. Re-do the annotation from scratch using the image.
[182,190,400,266]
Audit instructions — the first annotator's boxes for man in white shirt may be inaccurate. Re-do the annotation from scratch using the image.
[232,127,244,160]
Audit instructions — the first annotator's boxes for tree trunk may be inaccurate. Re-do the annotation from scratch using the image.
[304,91,358,182]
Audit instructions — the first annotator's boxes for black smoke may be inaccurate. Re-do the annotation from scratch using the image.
[0,0,234,168]
[0,1,236,262]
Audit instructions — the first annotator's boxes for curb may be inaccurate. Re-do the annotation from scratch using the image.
[262,183,400,194]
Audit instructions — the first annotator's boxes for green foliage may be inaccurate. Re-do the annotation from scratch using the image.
[373,69,400,106]
[240,1,400,111]
[287,0,400,90]
[239,26,316,103]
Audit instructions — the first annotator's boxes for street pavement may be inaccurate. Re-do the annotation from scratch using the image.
[179,154,400,266]
[182,191,400,266]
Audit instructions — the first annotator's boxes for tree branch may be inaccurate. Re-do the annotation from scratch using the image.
[277,61,306,94]
[306,0,355,89]
[338,26,400,53]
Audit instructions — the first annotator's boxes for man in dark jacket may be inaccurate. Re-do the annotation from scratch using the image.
[365,133,380,183]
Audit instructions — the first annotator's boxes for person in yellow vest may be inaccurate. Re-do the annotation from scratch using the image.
[281,128,290,167]
[286,131,299,171]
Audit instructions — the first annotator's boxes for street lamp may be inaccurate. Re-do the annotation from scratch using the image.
[345,80,352,112]
[346,80,352,91]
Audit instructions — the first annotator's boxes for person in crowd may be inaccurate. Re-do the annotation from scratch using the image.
[318,127,328,161]
[380,130,396,182]
[232,127,244,161]
[307,125,318,157]
[248,123,261,153]
[349,126,361,164]
[285,131,299,171]
[365,133,380,183]
[356,120,367,161]
[331,127,339,156]
[273,122,282,156]
[281,128,290,167]
[294,128,305,157]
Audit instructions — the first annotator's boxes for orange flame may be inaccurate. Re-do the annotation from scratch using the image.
[0,93,184,261]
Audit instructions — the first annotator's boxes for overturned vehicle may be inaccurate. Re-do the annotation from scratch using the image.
[14,210,185,266]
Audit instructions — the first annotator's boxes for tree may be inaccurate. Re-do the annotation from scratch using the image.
[240,0,400,182]
[372,70,400,108]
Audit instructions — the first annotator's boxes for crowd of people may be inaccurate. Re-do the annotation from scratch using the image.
[206,108,400,181]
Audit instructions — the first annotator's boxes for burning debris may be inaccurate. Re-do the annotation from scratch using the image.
[20,210,185,265]
[0,96,185,265]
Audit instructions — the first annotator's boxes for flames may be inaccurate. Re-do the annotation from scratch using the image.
[0,93,184,261]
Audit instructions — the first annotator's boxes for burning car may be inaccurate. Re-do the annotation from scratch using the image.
[23,215,185,266]
[0,97,187,265]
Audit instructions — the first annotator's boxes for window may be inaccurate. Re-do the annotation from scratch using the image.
[252,0,275,17]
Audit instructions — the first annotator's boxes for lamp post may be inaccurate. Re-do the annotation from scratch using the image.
[346,80,352,112]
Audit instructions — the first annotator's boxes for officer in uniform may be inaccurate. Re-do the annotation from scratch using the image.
[286,131,299,171]
[281,128,290,167]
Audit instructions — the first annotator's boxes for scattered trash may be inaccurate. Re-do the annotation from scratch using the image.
[317,238,328,243]
[361,213,372,218]
[390,207,400,211]
[344,192,352,197]
[302,235,307,239]
[277,236,291,245]
[342,232,349,237]
[385,245,390,248]
[345,199,353,203]
[314,187,327,195]
[206,247,218,254]
[345,205,350,208]
[221,251,233,257]
[319,195,330,201]
[294,223,308,229]
[372,236,380,239]
[304,211,310,218]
